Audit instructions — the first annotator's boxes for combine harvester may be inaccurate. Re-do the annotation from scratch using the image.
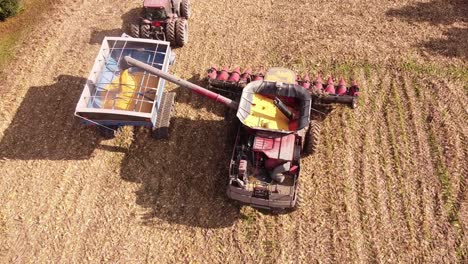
[123,57,360,212]
[75,36,176,138]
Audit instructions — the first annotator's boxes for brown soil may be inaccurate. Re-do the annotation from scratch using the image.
[0,0,466,262]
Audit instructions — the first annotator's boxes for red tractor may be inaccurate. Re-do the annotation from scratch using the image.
[130,0,190,47]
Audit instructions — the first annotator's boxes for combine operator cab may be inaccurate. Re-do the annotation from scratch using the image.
[227,68,311,211]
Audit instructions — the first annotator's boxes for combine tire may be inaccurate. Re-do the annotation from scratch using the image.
[152,92,175,139]
[140,24,151,38]
[291,182,301,211]
[180,0,191,19]
[175,19,188,47]
[130,23,140,38]
[304,120,321,155]
[165,20,177,47]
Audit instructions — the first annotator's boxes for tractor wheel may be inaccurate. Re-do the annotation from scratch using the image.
[175,19,188,47]
[152,92,175,139]
[140,24,151,39]
[165,20,177,47]
[180,0,191,19]
[130,23,140,38]
[304,120,321,155]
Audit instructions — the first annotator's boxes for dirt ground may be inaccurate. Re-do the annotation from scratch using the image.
[0,0,466,262]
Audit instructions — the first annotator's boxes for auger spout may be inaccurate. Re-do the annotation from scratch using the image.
[124,56,239,110]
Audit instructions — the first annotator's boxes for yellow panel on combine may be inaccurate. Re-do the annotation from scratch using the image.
[243,94,293,130]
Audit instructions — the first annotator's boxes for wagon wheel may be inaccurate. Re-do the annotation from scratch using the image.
[140,24,151,39]
[180,0,191,19]
[130,23,140,38]
[304,119,321,155]
[152,92,175,139]
[175,19,188,47]
[98,125,119,139]
[165,20,177,47]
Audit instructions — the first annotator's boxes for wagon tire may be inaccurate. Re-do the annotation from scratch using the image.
[152,92,175,139]
[140,24,151,39]
[165,20,177,47]
[180,0,191,19]
[98,125,118,139]
[304,120,321,155]
[175,19,188,47]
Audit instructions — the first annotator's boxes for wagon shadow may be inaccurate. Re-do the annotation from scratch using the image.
[120,116,240,228]
[0,75,102,160]
[386,0,468,59]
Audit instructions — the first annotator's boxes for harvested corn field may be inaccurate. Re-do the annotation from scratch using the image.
[0,0,467,263]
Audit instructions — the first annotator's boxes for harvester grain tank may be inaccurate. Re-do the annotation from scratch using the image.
[124,56,360,212]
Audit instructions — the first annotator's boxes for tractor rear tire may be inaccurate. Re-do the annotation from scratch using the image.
[175,19,188,47]
[130,23,140,38]
[165,20,177,47]
[140,24,151,39]
[304,120,321,155]
[180,0,191,19]
[152,92,175,139]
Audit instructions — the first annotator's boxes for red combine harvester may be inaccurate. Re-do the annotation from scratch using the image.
[124,57,359,212]
[130,0,190,47]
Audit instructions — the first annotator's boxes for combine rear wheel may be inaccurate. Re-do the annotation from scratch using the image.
[175,19,188,47]
[130,23,140,38]
[304,120,321,155]
[140,24,151,38]
[165,20,177,47]
[180,0,191,19]
[152,92,175,139]
[291,181,301,211]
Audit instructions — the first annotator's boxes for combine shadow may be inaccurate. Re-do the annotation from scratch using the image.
[386,0,468,59]
[120,116,240,228]
[0,75,101,160]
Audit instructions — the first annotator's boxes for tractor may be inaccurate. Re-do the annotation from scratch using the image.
[130,0,190,47]
[123,56,359,213]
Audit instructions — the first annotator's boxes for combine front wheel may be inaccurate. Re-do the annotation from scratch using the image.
[165,20,177,47]
[304,120,321,155]
[175,19,188,47]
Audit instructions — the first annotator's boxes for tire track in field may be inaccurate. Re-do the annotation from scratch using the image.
[400,74,457,262]
[415,77,465,262]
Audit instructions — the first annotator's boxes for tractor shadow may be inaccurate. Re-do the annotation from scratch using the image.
[120,116,240,228]
[89,8,140,45]
[0,75,102,160]
[386,0,468,59]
